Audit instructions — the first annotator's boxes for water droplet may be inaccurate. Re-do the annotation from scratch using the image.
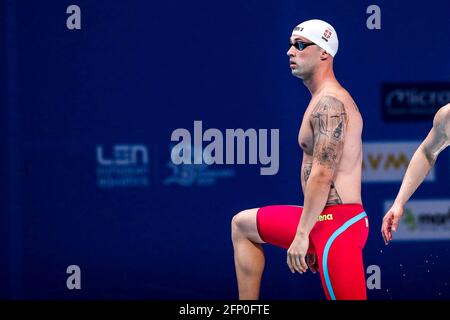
[438,292,442,296]
[445,282,448,286]
[386,289,389,292]
[399,264,403,268]
[402,273,406,277]
[380,250,383,254]
[425,260,429,263]
[427,269,430,273]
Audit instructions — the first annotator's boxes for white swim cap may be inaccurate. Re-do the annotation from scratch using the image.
[291,19,339,57]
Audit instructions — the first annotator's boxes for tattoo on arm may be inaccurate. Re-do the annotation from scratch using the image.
[310,95,347,204]
[311,95,347,169]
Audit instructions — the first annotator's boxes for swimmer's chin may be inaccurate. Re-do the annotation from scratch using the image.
[290,70,304,79]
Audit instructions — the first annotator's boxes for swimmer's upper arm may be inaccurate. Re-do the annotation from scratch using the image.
[421,104,450,165]
[309,95,348,179]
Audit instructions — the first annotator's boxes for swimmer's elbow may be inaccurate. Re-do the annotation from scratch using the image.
[420,144,436,167]
[309,169,333,186]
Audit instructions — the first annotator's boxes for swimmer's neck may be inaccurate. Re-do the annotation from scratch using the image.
[303,66,339,96]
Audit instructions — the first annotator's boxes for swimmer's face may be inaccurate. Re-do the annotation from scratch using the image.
[287,35,322,80]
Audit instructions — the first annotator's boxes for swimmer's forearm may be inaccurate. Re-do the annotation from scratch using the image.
[296,175,331,236]
[395,145,433,206]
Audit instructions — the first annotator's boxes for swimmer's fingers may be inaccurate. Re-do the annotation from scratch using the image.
[295,253,307,273]
[287,236,309,274]
[301,254,308,272]
[391,213,400,234]
[382,205,404,245]
[287,250,307,274]
[287,252,295,273]
[381,211,394,245]
[295,254,306,273]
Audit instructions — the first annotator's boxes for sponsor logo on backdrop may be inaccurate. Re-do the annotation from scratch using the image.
[384,200,450,240]
[164,144,235,186]
[96,144,149,188]
[362,142,435,182]
[382,83,450,121]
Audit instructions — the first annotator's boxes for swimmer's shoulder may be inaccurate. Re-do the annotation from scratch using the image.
[434,104,450,123]
[319,86,359,114]
[433,103,450,136]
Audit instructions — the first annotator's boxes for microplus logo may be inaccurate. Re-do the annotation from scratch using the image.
[170,121,279,175]
[382,83,450,121]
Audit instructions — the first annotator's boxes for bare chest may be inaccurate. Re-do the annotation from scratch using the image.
[298,113,314,155]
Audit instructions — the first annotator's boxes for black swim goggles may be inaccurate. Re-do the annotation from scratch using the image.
[289,41,316,51]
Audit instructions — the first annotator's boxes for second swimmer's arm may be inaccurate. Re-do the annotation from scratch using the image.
[393,108,449,207]
[382,106,449,244]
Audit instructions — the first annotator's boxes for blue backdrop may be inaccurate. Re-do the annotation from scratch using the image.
[2,0,450,300]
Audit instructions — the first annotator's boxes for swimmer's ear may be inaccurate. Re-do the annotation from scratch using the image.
[320,49,331,60]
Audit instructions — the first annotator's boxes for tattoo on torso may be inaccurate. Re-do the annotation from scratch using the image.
[303,162,342,205]
[327,182,343,204]
[302,163,312,189]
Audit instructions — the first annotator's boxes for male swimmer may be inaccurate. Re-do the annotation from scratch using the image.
[231,19,369,300]
[382,104,450,244]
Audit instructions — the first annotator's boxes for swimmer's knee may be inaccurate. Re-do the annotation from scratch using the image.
[231,209,259,237]
[231,210,246,235]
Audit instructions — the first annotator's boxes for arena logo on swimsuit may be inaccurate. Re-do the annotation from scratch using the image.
[170,121,279,175]
[318,213,333,221]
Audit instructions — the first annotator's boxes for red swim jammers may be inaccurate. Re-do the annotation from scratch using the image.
[256,204,369,300]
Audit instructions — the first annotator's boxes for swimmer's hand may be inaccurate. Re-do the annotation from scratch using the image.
[381,203,404,245]
[306,253,318,274]
[287,234,309,274]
